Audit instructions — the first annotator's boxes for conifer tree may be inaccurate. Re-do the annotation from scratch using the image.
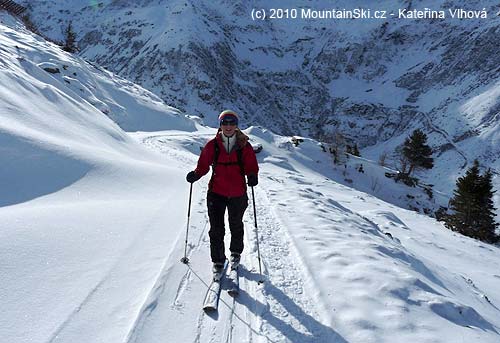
[446,160,481,236]
[63,21,77,53]
[330,131,346,165]
[352,143,360,157]
[402,129,433,176]
[475,168,498,242]
[446,160,499,243]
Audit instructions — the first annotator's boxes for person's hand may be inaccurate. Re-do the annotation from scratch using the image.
[247,174,258,187]
[186,171,200,183]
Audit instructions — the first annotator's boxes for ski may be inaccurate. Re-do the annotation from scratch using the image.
[202,262,227,312]
[203,279,222,312]
[227,264,239,296]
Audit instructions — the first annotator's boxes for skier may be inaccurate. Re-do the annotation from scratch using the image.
[186,110,259,279]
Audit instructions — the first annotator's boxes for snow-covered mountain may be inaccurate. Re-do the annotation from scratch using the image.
[19,0,500,198]
[1,11,500,343]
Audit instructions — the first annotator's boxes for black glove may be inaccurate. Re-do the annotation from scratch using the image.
[186,171,200,183]
[247,174,258,187]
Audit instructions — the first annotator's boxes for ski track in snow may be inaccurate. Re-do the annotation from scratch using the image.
[125,190,210,343]
[47,198,174,343]
[251,176,347,343]
[47,276,108,343]
[127,133,340,343]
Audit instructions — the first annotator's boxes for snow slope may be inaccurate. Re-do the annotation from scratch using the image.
[1,12,500,343]
[0,14,197,342]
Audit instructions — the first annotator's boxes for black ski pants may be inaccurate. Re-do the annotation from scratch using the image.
[207,191,248,264]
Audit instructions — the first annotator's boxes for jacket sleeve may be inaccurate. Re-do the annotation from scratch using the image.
[243,143,259,176]
[195,139,215,177]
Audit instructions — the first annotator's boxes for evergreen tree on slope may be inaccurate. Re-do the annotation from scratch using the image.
[402,129,433,176]
[476,168,498,243]
[63,21,77,53]
[446,160,498,243]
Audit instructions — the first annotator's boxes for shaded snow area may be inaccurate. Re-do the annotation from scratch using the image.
[1,14,500,343]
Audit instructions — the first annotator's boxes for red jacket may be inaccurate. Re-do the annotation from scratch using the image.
[195,131,259,197]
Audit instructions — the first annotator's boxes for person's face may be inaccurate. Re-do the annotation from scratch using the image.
[221,119,237,136]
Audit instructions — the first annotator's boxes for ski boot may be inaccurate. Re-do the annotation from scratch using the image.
[229,253,240,270]
[212,262,224,281]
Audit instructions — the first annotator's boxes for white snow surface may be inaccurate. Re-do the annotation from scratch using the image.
[1,14,500,343]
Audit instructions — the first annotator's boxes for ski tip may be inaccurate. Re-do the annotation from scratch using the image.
[203,306,217,313]
[228,290,239,297]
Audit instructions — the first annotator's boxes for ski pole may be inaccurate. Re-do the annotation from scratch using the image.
[251,186,264,283]
[181,183,193,264]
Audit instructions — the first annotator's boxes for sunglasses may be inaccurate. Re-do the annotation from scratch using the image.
[221,120,237,126]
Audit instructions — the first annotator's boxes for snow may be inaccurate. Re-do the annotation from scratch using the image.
[329,75,411,108]
[1,12,500,343]
[460,81,500,127]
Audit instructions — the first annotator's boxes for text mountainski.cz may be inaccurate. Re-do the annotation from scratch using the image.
[251,8,490,20]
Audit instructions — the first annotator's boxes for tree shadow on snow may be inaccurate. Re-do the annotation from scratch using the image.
[237,267,349,343]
